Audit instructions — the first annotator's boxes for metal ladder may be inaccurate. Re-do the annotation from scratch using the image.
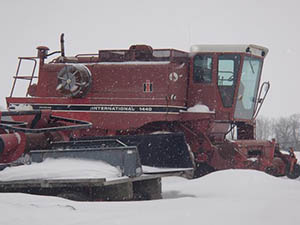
[10,57,38,97]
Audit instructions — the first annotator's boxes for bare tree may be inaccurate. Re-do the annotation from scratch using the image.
[274,117,293,150]
[285,114,300,151]
[256,116,275,140]
[256,114,300,151]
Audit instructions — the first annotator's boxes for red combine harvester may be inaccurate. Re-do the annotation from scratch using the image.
[1,34,299,179]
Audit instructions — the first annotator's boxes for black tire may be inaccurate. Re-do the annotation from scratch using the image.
[286,164,300,179]
[265,166,281,177]
[193,163,215,178]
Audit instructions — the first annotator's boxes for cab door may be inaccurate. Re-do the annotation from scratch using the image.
[217,54,241,108]
[187,54,216,110]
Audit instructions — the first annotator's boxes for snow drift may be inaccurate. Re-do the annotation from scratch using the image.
[1,168,300,225]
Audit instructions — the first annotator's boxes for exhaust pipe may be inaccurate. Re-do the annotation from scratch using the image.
[60,33,65,57]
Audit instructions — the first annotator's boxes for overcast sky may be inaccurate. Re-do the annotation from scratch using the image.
[0,0,299,118]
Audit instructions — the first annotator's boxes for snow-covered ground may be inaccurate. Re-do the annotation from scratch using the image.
[1,165,300,225]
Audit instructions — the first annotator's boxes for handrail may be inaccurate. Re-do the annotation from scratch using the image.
[9,57,38,97]
[253,81,270,119]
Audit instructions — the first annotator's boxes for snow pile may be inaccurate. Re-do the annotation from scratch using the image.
[187,104,214,113]
[163,169,299,199]
[1,169,300,225]
[0,158,121,181]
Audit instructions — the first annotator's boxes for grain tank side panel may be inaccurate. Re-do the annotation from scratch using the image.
[91,63,170,100]
[7,60,189,131]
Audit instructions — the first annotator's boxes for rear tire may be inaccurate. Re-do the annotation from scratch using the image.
[286,164,300,179]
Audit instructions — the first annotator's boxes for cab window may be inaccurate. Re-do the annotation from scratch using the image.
[234,56,263,119]
[217,54,241,107]
[193,55,213,83]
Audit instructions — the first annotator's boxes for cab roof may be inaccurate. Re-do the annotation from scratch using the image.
[190,44,269,57]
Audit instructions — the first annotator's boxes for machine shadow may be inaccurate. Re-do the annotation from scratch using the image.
[162,190,197,199]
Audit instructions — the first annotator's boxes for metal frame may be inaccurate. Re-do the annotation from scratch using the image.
[0,110,92,133]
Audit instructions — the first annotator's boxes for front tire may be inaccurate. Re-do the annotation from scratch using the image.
[193,163,215,178]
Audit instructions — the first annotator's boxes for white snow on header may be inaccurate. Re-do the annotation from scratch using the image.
[187,104,214,113]
[0,158,121,181]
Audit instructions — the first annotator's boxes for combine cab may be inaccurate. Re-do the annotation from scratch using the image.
[0,34,299,181]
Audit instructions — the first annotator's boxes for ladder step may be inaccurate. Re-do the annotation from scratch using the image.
[13,76,38,80]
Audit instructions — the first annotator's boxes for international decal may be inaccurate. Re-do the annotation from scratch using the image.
[143,80,153,93]
[9,103,185,113]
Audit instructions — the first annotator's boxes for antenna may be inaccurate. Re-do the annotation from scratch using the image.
[188,24,192,48]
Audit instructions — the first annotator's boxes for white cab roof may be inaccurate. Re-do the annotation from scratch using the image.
[190,44,269,57]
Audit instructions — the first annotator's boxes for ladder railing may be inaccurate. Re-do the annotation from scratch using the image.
[10,57,38,97]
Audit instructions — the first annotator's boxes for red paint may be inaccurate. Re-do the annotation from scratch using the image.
[2,41,297,178]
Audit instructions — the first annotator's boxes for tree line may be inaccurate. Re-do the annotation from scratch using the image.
[256,114,300,151]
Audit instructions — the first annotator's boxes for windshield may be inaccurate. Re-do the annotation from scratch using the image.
[234,56,263,119]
